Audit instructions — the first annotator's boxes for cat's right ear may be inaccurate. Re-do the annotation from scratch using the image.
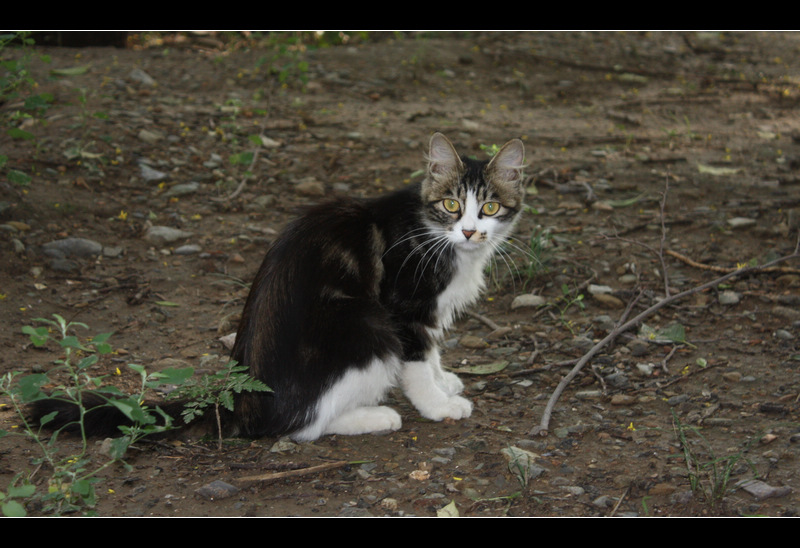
[427,133,463,181]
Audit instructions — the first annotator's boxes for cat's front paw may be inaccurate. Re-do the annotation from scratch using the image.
[437,370,465,396]
[420,395,473,422]
[325,406,402,437]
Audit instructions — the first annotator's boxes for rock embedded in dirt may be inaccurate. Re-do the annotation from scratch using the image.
[144,225,194,244]
[195,480,239,501]
[511,294,547,309]
[41,237,103,258]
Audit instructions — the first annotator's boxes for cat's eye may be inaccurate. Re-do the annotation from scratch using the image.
[482,202,501,216]
[442,199,460,213]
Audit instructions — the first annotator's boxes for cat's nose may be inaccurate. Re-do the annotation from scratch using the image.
[462,229,476,240]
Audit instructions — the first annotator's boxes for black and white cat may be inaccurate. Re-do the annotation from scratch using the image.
[31,133,526,441]
[225,132,526,440]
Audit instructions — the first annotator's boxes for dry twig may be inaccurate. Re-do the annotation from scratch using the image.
[530,234,800,437]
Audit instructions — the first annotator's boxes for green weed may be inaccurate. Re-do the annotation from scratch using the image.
[0,313,268,515]
[671,410,759,508]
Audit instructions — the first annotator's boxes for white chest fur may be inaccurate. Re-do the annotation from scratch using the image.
[435,247,491,333]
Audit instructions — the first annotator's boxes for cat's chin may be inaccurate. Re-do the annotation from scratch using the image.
[454,240,487,253]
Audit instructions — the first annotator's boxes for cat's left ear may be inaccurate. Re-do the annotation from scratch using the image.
[487,139,526,186]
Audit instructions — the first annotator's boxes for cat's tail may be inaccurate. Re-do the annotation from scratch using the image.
[27,393,196,439]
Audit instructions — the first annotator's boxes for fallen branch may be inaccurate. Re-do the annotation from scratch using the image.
[236,460,349,483]
[666,249,800,275]
[529,235,800,437]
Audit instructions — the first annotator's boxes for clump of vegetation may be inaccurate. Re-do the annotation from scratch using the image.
[0,314,267,516]
[1,31,53,186]
[672,410,759,508]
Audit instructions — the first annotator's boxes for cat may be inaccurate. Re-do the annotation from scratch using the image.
[30,132,526,442]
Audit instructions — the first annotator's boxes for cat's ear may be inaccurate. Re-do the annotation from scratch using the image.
[427,132,463,180]
[487,139,526,187]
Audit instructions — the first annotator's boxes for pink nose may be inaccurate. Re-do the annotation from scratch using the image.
[462,229,476,239]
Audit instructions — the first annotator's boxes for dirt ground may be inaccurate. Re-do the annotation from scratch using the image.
[2,31,800,517]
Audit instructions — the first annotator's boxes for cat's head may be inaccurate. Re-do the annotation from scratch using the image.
[421,132,526,252]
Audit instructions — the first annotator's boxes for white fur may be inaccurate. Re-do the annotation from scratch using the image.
[292,356,402,441]
[401,348,472,421]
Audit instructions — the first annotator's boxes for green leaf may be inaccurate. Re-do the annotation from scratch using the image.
[108,397,153,425]
[147,367,194,388]
[154,300,180,307]
[50,65,90,77]
[22,325,50,346]
[7,128,35,141]
[7,484,36,498]
[13,373,50,402]
[2,500,27,517]
[229,151,254,165]
[7,169,32,186]
[59,335,89,351]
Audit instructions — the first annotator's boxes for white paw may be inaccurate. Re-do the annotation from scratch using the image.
[325,406,402,436]
[437,370,465,396]
[419,395,473,422]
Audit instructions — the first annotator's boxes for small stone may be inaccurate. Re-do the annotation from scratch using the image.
[128,68,156,87]
[195,480,239,501]
[174,244,202,255]
[163,182,200,198]
[295,177,325,196]
[144,225,193,244]
[138,129,165,145]
[727,217,757,228]
[139,163,168,182]
[718,290,741,305]
[459,335,489,349]
[737,479,793,500]
[592,293,625,308]
[102,246,124,258]
[587,284,613,295]
[41,237,103,258]
[610,394,636,406]
[722,371,742,382]
[511,294,547,309]
[627,339,650,357]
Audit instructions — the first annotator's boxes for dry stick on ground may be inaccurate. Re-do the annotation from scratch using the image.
[236,460,349,484]
[529,234,800,437]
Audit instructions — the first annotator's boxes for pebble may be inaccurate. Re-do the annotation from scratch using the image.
[587,284,613,295]
[737,479,793,500]
[592,293,625,308]
[727,217,757,228]
[174,244,202,255]
[459,335,489,349]
[138,129,165,145]
[718,290,741,305]
[139,163,168,182]
[144,225,193,244]
[41,237,103,258]
[627,339,649,356]
[295,177,325,196]
[195,480,239,501]
[163,182,200,198]
[128,68,156,87]
[511,294,547,309]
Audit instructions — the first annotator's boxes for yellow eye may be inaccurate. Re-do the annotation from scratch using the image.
[482,202,501,216]
[442,199,460,213]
